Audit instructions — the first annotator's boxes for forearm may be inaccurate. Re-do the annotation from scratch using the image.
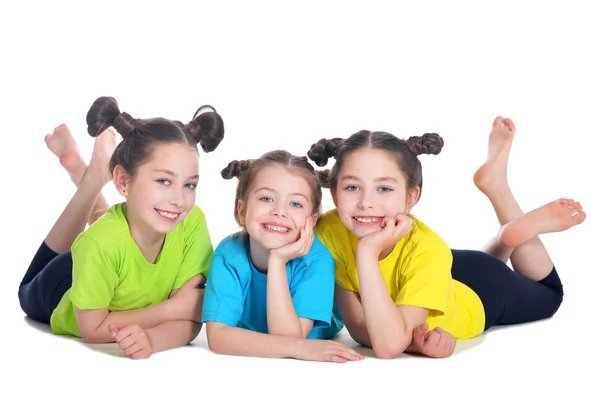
[146,320,203,354]
[356,251,411,357]
[80,300,176,343]
[207,323,300,359]
[348,319,373,348]
[266,258,303,337]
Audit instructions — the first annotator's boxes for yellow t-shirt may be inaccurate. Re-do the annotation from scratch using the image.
[49,202,214,337]
[315,209,486,339]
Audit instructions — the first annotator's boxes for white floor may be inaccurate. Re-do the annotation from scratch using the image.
[1,1,598,397]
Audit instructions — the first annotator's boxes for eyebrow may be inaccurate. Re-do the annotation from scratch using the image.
[254,187,310,202]
[340,175,399,184]
[153,169,199,180]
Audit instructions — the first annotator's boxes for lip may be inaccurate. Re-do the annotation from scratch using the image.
[352,216,383,226]
[155,208,181,222]
[261,222,292,234]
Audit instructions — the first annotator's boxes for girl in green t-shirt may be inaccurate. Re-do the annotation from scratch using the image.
[18,96,224,360]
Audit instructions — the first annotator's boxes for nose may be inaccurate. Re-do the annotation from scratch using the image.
[169,187,185,210]
[357,191,374,210]
[270,203,288,218]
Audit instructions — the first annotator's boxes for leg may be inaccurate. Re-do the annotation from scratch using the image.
[451,250,564,330]
[473,116,585,281]
[45,124,112,225]
[44,128,116,253]
[19,243,73,323]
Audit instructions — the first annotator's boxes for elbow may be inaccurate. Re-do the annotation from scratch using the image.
[372,336,411,360]
[80,331,108,344]
[206,323,226,354]
[373,345,404,360]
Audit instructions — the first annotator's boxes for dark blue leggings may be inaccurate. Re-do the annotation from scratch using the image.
[450,249,564,330]
[18,242,73,324]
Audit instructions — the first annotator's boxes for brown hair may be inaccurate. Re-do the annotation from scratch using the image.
[221,150,324,228]
[86,96,225,178]
[307,130,443,200]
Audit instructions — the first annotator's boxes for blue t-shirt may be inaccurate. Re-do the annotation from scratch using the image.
[202,233,344,339]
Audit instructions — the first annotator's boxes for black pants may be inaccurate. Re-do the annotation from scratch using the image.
[18,242,73,324]
[451,249,564,330]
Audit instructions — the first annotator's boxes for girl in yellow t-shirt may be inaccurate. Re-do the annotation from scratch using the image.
[308,116,586,359]
[18,96,224,359]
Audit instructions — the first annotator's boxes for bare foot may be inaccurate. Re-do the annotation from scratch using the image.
[499,198,587,248]
[45,124,88,184]
[473,116,516,199]
[83,128,117,188]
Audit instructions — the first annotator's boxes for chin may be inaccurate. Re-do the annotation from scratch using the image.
[153,222,180,234]
[259,235,296,250]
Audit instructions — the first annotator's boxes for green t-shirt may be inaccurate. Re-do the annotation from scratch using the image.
[49,202,213,337]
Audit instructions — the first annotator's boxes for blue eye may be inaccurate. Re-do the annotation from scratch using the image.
[157,179,170,186]
[185,183,197,189]
[290,202,302,208]
[378,186,392,193]
[259,197,273,202]
[345,185,359,191]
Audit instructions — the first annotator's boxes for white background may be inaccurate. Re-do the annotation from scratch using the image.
[1,1,597,397]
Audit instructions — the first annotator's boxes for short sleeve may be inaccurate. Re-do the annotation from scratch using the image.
[69,235,119,309]
[394,247,453,314]
[289,246,336,327]
[201,244,247,326]
[173,207,214,289]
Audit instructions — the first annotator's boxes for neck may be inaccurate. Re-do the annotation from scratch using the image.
[126,208,166,263]
[248,235,270,273]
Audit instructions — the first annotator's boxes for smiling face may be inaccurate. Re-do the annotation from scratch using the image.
[238,164,317,250]
[115,142,200,240]
[332,148,419,239]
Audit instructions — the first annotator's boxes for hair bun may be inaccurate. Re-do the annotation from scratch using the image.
[307,138,344,167]
[86,96,120,138]
[187,105,225,153]
[221,159,253,180]
[113,112,138,137]
[406,133,444,156]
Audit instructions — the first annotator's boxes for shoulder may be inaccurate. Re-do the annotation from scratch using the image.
[291,236,335,272]
[74,203,130,250]
[402,215,452,265]
[213,233,248,263]
[316,208,344,233]
[315,209,350,245]
[407,215,450,250]
[179,205,208,233]
[306,236,335,262]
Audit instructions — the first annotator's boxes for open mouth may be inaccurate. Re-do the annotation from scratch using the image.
[155,209,181,222]
[262,223,291,234]
[353,216,383,226]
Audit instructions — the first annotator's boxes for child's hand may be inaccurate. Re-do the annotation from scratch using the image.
[294,339,364,363]
[269,217,314,264]
[171,274,205,323]
[357,214,413,258]
[109,324,153,360]
[407,323,456,358]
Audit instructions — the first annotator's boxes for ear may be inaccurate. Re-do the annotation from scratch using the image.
[237,199,246,226]
[406,187,420,212]
[113,164,130,197]
[330,187,338,207]
[310,213,319,229]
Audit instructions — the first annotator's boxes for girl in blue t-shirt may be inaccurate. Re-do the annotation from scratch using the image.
[202,149,365,363]
[18,96,224,359]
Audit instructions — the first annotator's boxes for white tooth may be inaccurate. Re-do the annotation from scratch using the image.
[265,224,289,232]
[356,217,377,223]
[159,211,178,219]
